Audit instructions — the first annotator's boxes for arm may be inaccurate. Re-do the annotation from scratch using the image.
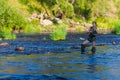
[93,28,98,36]
[87,27,92,35]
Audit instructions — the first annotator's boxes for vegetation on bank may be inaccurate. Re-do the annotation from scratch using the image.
[50,24,67,41]
[0,0,120,40]
[112,22,120,34]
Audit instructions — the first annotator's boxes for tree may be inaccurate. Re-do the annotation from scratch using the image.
[73,0,92,20]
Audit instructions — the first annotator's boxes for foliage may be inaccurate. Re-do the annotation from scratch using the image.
[18,0,29,5]
[0,28,16,40]
[1,0,120,34]
[57,0,74,18]
[18,0,44,13]
[27,0,44,13]
[50,24,67,41]
[112,26,120,34]
[0,0,28,30]
[111,21,120,34]
[23,24,41,33]
[38,0,74,18]
[30,19,40,26]
[75,26,85,33]
[73,0,92,20]
[0,31,16,40]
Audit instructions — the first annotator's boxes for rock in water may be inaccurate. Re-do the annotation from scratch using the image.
[15,47,24,51]
[112,42,119,45]
[0,42,9,46]
[80,37,85,40]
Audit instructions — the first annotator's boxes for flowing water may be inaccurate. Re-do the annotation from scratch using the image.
[0,34,120,80]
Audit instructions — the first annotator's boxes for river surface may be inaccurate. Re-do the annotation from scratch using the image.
[0,34,120,80]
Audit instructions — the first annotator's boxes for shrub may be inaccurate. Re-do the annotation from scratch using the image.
[50,24,67,41]
[30,19,40,25]
[0,0,19,39]
[18,0,29,5]
[112,24,120,34]
[0,0,28,30]
[73,0,91,20]
[0,31,16,40]
[64,2,74,18]
[0,28,16,40]
[61,2,74,18]
[23,24,41,33]
[75,26,85,33]
[27,0,44,13]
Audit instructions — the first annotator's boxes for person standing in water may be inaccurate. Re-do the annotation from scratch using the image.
[81,21,98,53]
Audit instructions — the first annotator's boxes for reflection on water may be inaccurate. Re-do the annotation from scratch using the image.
[0,45,120,80]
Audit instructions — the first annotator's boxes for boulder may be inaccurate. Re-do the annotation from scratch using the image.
[12,30,19,34]
[40,19,53,26]
[112,42,116,45]
[53,18,63,24]
[28,13,40,21]
[80,37,85,40]
[38,13,44,20]
[112,42,119,45]
[0,42,9,46]
[81,22,92,27]
[31,13,38,18]
[15,47,24,51]
[66,18,79,27]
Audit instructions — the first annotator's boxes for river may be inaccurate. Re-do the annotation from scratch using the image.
[0,34,120,80]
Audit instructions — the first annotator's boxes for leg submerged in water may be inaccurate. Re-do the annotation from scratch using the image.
[81,44,86,53]
[81,40,89,54]
[91,47,96,53]
[91,41,96,53]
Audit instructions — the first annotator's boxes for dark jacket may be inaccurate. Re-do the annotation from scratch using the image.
[88,27,97,38]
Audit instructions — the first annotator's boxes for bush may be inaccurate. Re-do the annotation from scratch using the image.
[0,27,16,40]
[75,26,85,33]
[52,0,74,18]
[73,0,91,20]
[50,24,67,41]
[23,24,41,33]
[61,2,74,18]
[112,24,120,34]
[0,31,16,40]
[18,0,29,5]
[27,0,44,13]
[0,0,28,30]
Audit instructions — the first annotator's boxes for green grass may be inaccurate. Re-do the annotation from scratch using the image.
[50,24,67,41]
